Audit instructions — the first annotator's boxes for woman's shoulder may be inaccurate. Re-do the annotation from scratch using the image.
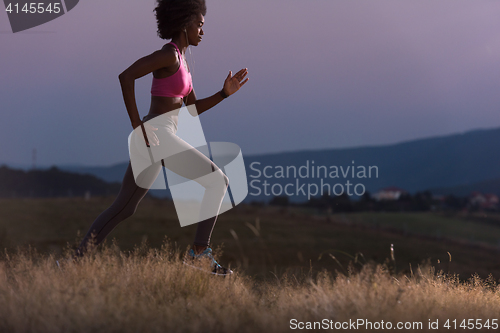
[152,43,178,67]
[147,43,178,74]
[156,43,178,61]
[160,42,177,53]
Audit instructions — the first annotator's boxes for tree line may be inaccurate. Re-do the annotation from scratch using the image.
[0,165,121,198]
[265,191,492,213]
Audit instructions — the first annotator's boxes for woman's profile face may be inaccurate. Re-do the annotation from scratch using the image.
[186,13,204,46]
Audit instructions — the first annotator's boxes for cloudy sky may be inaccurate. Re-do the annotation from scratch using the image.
[1,0,500,167]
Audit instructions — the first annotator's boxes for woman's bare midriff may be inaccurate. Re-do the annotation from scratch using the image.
[149,95,184,115]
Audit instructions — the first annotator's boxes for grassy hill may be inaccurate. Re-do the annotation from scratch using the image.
[0,197,499,280]
[1,197,500,332]
[1,244,499,332]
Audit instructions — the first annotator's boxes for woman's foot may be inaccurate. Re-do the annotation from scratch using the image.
[192,244,208,255]
[184,247,233,276]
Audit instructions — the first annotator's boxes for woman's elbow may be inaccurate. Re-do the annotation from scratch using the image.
[118,72,128,82]
[119,72,135,87]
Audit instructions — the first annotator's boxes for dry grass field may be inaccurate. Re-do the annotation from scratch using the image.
[0,197,500,332]
[0,242,499,332]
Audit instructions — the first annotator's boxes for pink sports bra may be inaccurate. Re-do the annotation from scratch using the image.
[151,42,193,98]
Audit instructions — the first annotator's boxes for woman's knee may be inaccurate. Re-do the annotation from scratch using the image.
[122,205,138,219]
[216,169,229,188]
[222,173,229,187]
[201,168,229,190]
[108,201,137,220]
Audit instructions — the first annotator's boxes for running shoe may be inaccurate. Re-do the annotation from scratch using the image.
[183,248,233,276]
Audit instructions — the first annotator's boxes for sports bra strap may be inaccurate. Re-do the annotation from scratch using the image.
[169,42,181,55]
[169,42,189,73]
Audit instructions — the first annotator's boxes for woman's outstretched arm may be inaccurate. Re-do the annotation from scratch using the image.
[185,68,249,116]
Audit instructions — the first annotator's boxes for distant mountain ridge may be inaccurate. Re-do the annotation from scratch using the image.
[4,127,500,202]
[0,165,121,198]
[64,127,500,202]
[60,163,129,184]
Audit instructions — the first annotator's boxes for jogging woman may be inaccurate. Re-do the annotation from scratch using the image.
[72,0,248,275]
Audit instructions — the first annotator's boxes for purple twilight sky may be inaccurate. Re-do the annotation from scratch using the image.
[1,0,500,167]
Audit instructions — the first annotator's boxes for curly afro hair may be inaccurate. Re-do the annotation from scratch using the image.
[154,0,207,40]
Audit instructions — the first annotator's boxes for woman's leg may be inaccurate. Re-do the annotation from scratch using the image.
[74,161,161,257]
[160,134,229,250]
[76,130,227,257]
